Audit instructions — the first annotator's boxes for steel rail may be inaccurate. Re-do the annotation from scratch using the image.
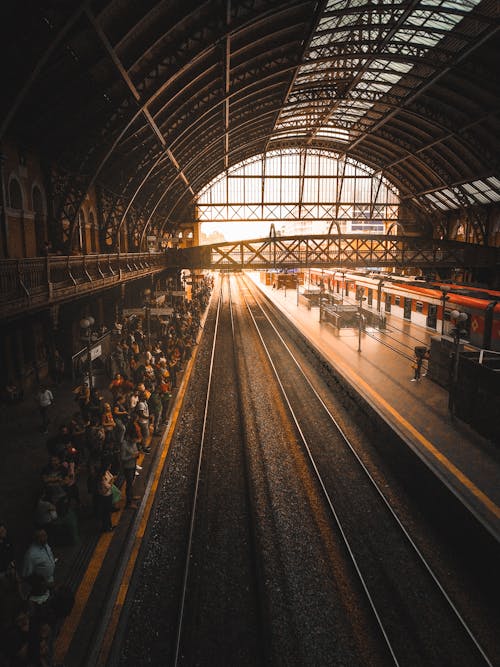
[173,276,230,666]
[240,274,494,667]
[238,275,399,665]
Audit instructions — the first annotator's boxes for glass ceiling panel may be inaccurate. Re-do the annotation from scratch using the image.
[424,176,500,210]
[273,0,481,144]
[196,149,400,238]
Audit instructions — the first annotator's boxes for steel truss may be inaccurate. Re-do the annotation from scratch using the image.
[178,235,499,271]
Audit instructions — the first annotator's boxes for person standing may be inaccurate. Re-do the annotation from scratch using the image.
[97,460,116,533]
[73,380,91,419]
[148,387,162,435]
[120,423,141,510]
[411,350,424,382]
[136,392,151,453]
[37,385,54,434]
[21,529,57,587]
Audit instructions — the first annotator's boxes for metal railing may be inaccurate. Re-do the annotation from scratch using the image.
[0,252,168,319]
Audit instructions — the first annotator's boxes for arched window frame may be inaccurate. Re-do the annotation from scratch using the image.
[196,148,400,240]
[8,175,25,211]
[31,182,47,215]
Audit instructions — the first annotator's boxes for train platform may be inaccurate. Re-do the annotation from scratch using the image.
[248,272,500,543]
[0,334,199,666]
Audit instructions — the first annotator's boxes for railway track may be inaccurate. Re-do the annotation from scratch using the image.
[109,272,497,666]
[173,276,263,665]
[239,273,494,666]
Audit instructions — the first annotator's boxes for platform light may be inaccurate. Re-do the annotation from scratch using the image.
[448,310,468,415]
[79,315,95,388]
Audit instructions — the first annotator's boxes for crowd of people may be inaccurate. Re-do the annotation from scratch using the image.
[0,278,212,667]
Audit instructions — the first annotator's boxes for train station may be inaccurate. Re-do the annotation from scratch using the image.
[0,2,499,665]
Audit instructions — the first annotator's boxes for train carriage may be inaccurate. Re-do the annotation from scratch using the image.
[302,268,500,351]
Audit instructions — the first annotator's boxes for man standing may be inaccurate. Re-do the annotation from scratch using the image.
[120,423,141,509]
[37,385,54,434]
[136,392,151,453]
[22,529,57,587]
[148,387,162,435]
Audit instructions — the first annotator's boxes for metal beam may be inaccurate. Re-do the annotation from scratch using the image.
[85,6,194,196]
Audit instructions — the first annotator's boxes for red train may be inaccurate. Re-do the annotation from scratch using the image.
[302,269,500,351]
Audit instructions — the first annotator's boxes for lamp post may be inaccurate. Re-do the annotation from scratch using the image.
[356,287,366,353]
[341,271,345,304]
[79,315,95,388]
[143,288,152,347]
[441,288,449,335]
[448,309,468,414]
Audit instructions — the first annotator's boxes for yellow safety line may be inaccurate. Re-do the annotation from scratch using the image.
[96,316,205,665]
[52,518,121,662]
[53,303,207,665]
[369,391,500,519]
[96,375,192,666]
[289,300,500,521]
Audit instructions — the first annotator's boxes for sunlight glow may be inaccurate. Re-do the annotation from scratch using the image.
[198,149,399,244]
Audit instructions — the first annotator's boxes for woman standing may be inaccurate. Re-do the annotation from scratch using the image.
[120,423,141,509]
[97,461,116,533]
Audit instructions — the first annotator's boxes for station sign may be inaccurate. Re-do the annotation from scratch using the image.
[150,307,174,316]
[90,344,102,360]
[170,290,186,297]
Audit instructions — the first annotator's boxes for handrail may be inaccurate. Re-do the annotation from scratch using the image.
[0,251,168,320]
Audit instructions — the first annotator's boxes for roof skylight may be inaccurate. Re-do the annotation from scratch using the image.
[273,0,482,146]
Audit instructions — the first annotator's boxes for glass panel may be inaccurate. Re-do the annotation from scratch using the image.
[197,149,399,239]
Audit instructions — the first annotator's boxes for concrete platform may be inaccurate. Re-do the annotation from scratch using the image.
[248,272,500,542]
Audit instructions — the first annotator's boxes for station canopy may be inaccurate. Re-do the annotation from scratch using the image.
[2,0,499,242]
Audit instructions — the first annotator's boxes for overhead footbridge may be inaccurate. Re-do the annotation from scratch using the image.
[175,235,499,273]
[0,236,498,320]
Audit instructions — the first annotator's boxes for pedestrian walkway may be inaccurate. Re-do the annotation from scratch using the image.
[249,272,500,541]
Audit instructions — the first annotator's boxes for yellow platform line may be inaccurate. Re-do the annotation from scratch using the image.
[52,516,122,662]
[252,276,500,522]
[95,383,190,666]
[312,320,500,520]
[53,317,203,665]
[95,323,204,665]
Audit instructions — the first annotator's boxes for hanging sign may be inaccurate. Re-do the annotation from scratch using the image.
[90,345,102,361]
[122,308,145,316]
[150,307,174,316]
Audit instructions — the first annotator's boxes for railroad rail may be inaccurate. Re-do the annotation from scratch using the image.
[173,278,263,665]
[106,273,497,666]
[241,274,493,666]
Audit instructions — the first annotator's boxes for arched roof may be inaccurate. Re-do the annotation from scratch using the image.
[1,0,499,242]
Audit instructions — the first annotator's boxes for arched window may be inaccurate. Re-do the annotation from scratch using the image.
[454,223,466,242]
[32,186,44,214]
[9,179,23,209]
[197,148,400,242]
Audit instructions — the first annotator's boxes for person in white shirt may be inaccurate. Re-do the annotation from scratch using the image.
[136,393,151,453]
[37,385,54,434]
[22,529,56,586]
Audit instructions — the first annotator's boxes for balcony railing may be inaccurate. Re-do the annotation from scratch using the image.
[0,252,168,319]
